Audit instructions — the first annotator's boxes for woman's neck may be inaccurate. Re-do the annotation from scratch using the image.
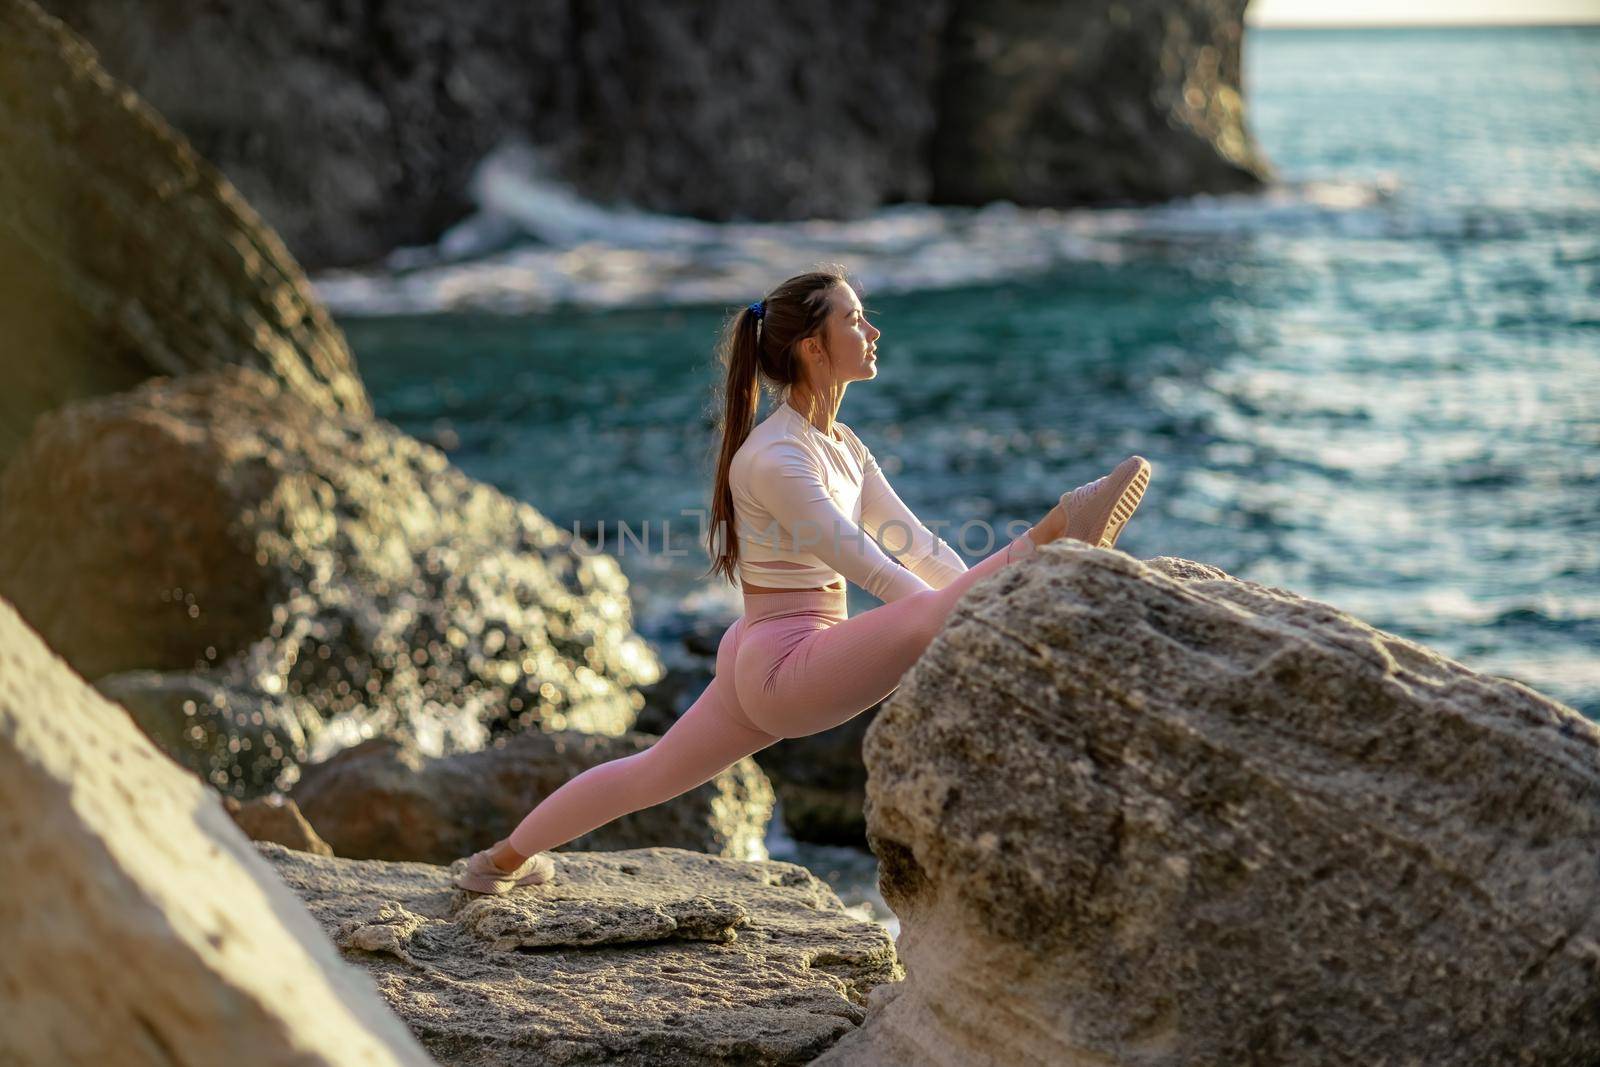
[785,387,844,439]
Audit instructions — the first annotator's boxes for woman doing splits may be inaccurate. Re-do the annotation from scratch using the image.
[455,266,1151,893]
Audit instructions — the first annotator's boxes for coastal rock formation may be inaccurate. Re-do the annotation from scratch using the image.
[0,367,661,795]
[0,0,368,475]
[261,840,902,1065]
[40,0,1267,270]
[0,595,431,1067]
[933,0,1267,206]
[223,793,335,857]
[815,545,1600,1067]
[289,731,774,864]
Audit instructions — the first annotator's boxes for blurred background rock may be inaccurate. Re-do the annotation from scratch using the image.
[38,0,1267,270]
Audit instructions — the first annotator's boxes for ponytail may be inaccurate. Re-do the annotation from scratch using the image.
[704,306,764,584]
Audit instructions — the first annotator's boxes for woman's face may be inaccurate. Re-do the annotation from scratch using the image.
[809,283,881,386]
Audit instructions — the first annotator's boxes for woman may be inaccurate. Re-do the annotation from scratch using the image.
[455,266,1151,893]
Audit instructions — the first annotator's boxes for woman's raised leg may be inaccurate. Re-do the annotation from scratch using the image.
[735,533,1036,738]
[502,617,778,858]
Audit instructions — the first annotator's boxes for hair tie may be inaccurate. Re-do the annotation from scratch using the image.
[748,300,765,321]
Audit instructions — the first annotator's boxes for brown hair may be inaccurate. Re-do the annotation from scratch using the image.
[702,265,850,585]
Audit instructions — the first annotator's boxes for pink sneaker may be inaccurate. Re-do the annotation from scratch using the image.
[454,845,557,895]
[1060,456,1152,549]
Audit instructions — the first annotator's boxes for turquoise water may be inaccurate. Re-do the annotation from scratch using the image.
[342,26,1600,718]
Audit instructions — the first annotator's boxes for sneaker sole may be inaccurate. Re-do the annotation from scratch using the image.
[1061,456,1151,549]
[1099,460,1151,548]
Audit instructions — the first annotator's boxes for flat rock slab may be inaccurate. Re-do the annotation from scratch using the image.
[260,842,902,1065]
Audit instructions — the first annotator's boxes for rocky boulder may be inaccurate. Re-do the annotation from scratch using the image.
[223,792,335,856]
[0,595,431,1066]
[0,0,369,474]
[289,731,774,864]
[0,367,661,796]
[261,840,902,1065]
[817,546,1600,1066]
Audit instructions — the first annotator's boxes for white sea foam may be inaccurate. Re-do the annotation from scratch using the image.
[311,139,1396,317]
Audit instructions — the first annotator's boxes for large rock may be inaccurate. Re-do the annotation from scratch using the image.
[260,840,902,1065]
[40,0,1266,270]
[817,545,1600,1066]
[0,595,432,1066]
[223,793,335,857]
[0,0,369,475]
[932,0,1268,206]
[0,367,661,795]
[289,732,774,864]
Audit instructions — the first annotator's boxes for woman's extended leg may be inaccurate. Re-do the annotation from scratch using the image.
[735,533,1036,739]
[500,617,779,859]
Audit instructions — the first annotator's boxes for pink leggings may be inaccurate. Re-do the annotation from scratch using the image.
[504,532,1036,857]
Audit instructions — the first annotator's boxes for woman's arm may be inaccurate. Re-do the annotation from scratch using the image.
[747,441,934,603]
[849,434,969,590]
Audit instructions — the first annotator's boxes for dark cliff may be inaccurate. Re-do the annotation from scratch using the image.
[38,0,1270,270]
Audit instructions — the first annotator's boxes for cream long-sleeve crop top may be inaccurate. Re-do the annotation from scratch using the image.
[727,402,969,602]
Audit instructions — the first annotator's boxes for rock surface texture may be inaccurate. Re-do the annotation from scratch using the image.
[261,841,902,1066]
[40,0,1267,269]
[0,596,432,1066]
[0,0,369,473]
[289,732,774,864]
[815,545,1600,1067]
[0,368,660,795]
